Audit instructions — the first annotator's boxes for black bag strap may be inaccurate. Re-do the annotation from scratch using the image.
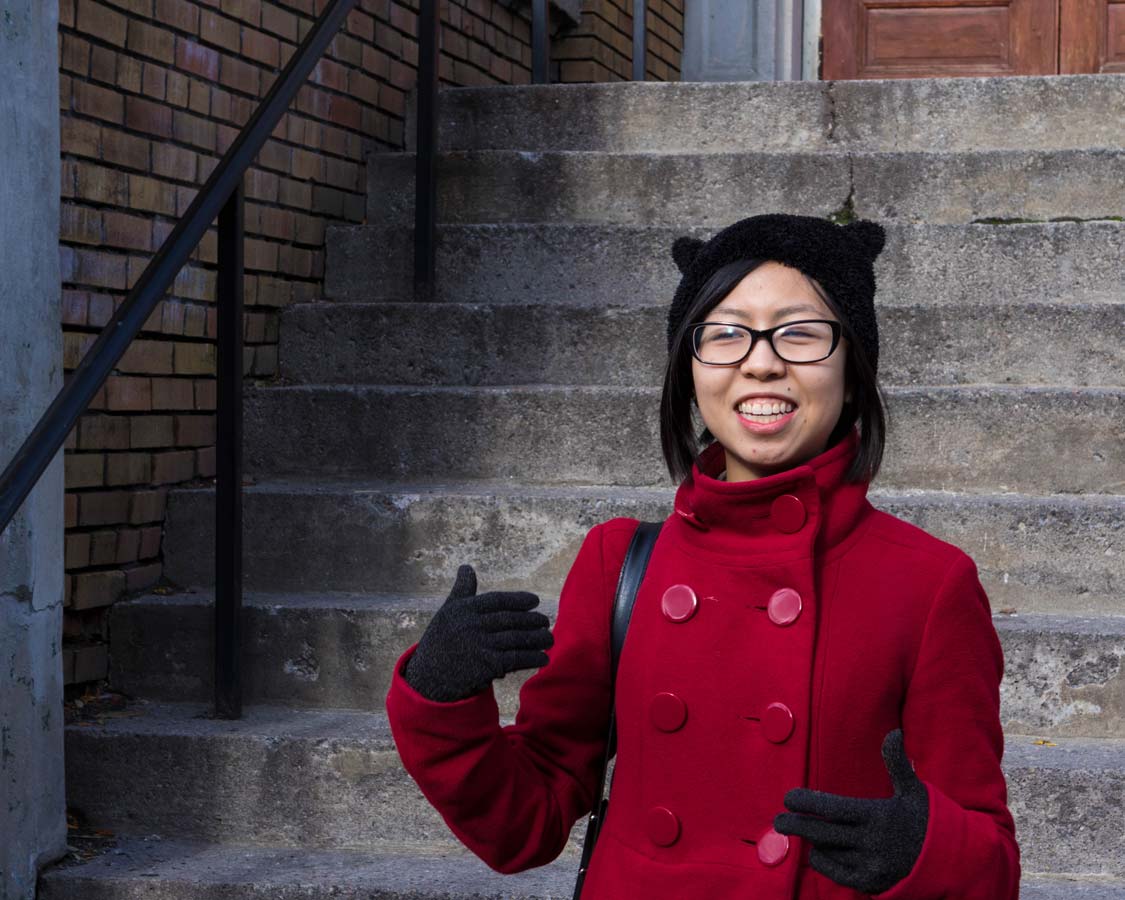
[573,520,662,899]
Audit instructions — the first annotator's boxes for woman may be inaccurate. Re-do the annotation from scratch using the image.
[385,213,1020,898]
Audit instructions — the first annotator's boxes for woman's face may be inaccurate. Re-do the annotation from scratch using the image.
[691,261,849,482]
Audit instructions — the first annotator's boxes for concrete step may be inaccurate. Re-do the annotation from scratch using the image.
[36,838,1125,899]
[109,592,1125,739]
[280,300,1125,389]
[324,221,1125,306]
[163,482,1124,616]
[404,76,1125,154]
[365,149,1125,227]
[243,384,1125,494]
[57,701,1125,874]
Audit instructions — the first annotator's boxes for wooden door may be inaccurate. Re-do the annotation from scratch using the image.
[823,0,1121,77]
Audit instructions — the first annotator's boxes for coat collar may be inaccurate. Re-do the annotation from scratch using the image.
[670,428,872,561]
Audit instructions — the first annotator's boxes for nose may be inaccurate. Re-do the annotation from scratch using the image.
[738,334,787,380]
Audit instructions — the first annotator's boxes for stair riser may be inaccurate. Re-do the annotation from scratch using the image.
[109,599,1125,739]
[366,150,1125,227]
[64,728,588,856]
[281,302,1125,389]
[243,387,1124,494]
[163,489,1124,616]
[415,77,1125,154]
[62,726,1123,874]
[323,221,1125,308]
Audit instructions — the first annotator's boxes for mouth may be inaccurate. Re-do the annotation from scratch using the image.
[735,399,797,433]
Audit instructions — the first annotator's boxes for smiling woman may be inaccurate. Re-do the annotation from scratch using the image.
[385,213,1021,900]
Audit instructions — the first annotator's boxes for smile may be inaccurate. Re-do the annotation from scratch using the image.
[735,403,797,433]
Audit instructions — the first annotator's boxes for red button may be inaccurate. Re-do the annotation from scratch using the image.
[757,828,789,866]
[646,806,681,846]
[767,588,802,626]
[662,584,698,623]
[650,692,688,732]
[770,495,806,533]
[762,702,795,743]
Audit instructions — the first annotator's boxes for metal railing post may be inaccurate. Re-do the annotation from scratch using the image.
[414,0,439,302]
[633,0,647,81]
[215,181,245,719]
[532,0,549,83]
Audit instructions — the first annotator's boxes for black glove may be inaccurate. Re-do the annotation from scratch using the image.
[773,729,929,895]
[402,564,554,702]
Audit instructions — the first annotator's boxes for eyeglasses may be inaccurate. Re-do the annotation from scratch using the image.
[688,319,842,366]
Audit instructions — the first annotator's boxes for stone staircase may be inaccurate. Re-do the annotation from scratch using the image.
[40,75,1125,898]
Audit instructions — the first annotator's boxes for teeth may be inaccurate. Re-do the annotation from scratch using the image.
[738,400,794,416]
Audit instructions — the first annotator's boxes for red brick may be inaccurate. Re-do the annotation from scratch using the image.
[312,57,349,91]
[172,110,217,150]
[116,54,143,93]
[126,95,174,137]
[329,32,362,66]
[128,20,176,63]
[346,8,375,40]
[175,414,216,446]
[242,27,280,66]
[189,78,211,115]
[107,0,154,15]
[294,212,325,245]
[129,175,177,215]
[62,34,91,76]
[89,530,119,565]
[88,294,117,327]
[260,1,298,40]
[219,54,261,94]
[152,143,198,182]
[156,0,200,33]
[152,449,197,483]
[196,445,217,478]
[141,62,167,99]
[125,562,163,592]
[119,339,174,374]
[74,162,128,206]
[77,0,128,45]
[324,157,360,191]
[161,298,188,332]
[221,0,261,25]
[129,489,168,524]
[105,451,153,485]
[61,205,104,245]
[72,81,124,124]
[349,70,379,105]
[176,38,221,80]
[183,303,208,338]
[61,0,77,28]
[101,130,151,171]
[139,525,163,559]
[151,377,195,409]
[193,378,217,410]
[101,210,149,251]
[62,291,90,326]
[166,69,190,106]
[66,533,92,569]
[65,494,80,529]
[200,9,241,51]
[69,249,129,290]
[72,570,126,610]
[78,490,132,526]
[78,415,130,450]
[104,376,153,412]
[66,453,105,489]
[216,122,238,153]
[130,415,174,448]
[173,342,216,375]
[117,528,142,564]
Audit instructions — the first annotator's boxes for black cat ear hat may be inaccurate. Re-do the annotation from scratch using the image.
[666,213,887,374]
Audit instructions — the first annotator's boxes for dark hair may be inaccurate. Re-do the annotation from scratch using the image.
[659,258,887,484]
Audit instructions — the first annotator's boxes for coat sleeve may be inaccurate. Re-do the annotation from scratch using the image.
[384,518,636,873]
[876,552,1021,900]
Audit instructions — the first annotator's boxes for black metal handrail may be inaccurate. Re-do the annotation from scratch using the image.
[0,0,358,719]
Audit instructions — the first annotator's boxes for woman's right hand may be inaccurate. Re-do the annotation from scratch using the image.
[402,564,554,702]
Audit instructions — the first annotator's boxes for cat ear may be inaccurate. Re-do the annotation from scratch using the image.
[843,220,886,260]
[672,236,705,274]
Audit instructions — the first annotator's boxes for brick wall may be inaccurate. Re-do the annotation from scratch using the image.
[57,0,683,687]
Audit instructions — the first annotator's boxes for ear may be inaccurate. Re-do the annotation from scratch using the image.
[843,220,886,260]
[672,236,705,275]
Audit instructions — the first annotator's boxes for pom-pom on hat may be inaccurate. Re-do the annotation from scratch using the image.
[666,213,887,374]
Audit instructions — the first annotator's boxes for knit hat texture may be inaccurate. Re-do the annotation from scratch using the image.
[666,213,887,373]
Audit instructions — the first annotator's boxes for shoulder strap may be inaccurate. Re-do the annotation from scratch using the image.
[574,520,661,898]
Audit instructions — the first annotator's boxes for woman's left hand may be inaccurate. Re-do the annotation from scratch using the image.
[773,728,929,895]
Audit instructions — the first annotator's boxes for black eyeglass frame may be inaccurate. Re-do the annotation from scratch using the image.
[687,319,844,366]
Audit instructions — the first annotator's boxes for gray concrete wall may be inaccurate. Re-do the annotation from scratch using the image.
[0,1,67,898]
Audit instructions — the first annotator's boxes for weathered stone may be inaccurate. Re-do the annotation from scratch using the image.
[242,384,1124,494]
[163,485,1124,616]
[281,300,1125,389]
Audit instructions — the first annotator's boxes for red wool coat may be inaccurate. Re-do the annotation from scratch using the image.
[385,430,1020,899]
